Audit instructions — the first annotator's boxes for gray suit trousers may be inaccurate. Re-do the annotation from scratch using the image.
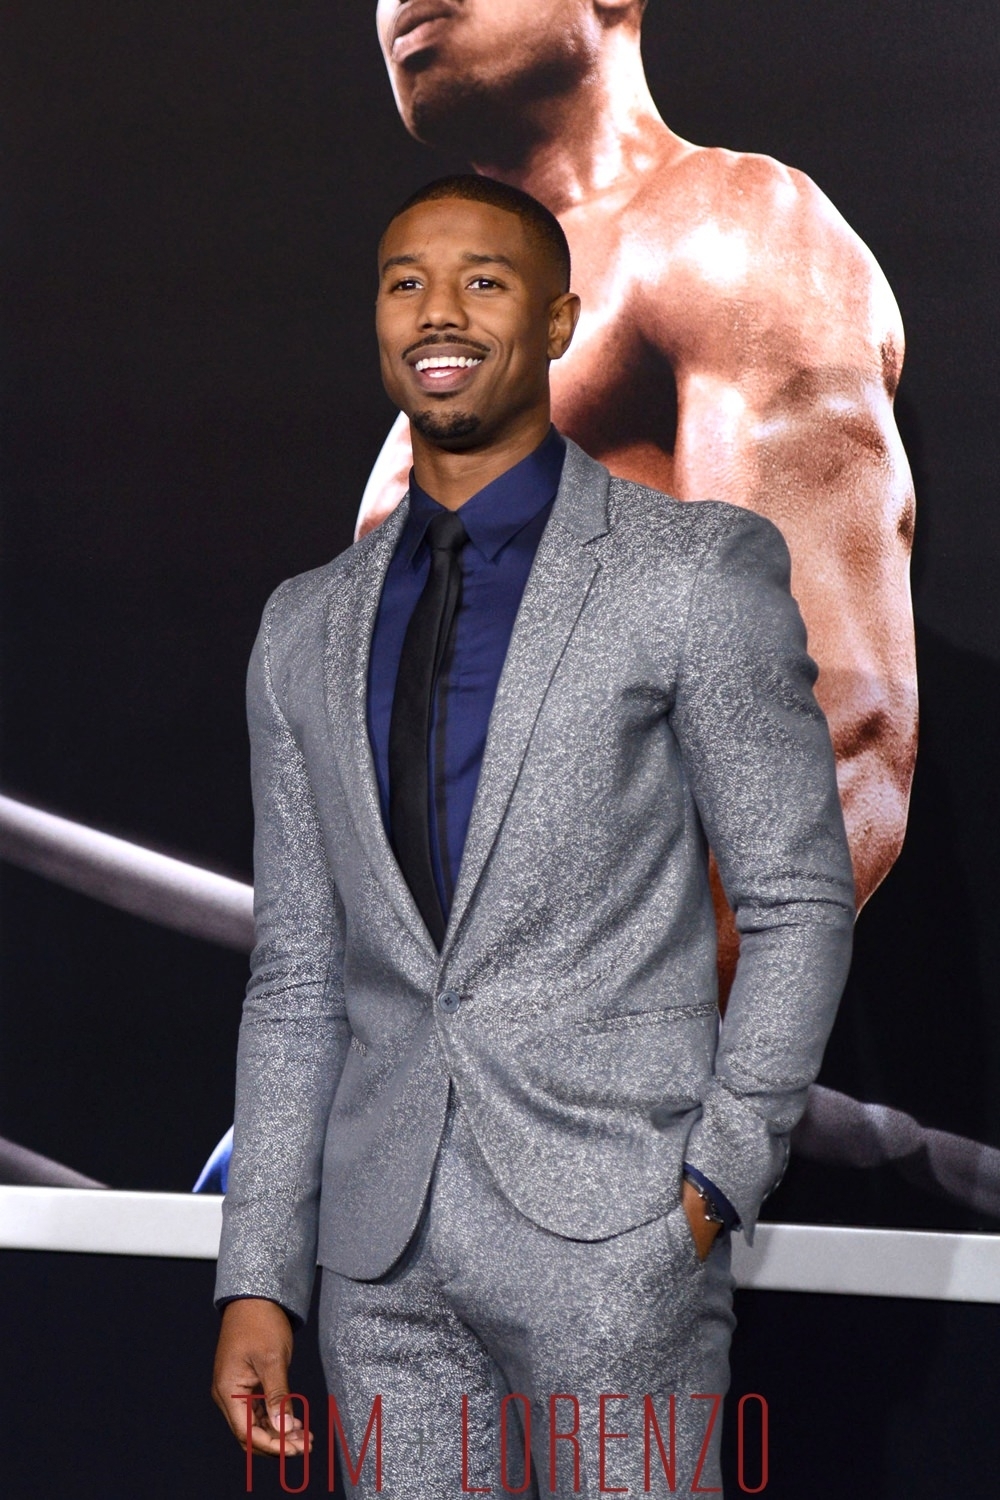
[319,1092,736,1498]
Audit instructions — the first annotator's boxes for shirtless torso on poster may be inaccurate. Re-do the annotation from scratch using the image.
[364,0,917,964]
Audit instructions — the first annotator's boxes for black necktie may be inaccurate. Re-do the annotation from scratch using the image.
[388,509,468,947]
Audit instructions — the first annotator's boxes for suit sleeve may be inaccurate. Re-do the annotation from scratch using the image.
[671,507,856,1239]
[214,586,350,1322]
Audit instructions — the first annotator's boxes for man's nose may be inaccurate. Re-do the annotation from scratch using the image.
[418,280,469,329]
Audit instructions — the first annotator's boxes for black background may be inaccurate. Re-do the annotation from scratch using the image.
[2,2,1000,1494]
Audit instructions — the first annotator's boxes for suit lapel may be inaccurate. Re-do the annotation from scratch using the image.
[323,499,436,952]
[444,441,610,948]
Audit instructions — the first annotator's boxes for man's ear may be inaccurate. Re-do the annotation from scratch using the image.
[548,292,582,360]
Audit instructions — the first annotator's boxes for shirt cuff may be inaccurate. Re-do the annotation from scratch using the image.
[682,1162,741,1233]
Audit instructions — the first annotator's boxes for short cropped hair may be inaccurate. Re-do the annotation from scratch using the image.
[386,175,571,294]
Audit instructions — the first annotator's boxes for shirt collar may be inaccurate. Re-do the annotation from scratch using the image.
[400,426,566,568]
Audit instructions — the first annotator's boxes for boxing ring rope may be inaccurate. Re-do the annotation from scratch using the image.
[0,792,254,951]
[3,790,1000,1300]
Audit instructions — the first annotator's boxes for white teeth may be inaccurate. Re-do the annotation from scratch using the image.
[413,355,484,371]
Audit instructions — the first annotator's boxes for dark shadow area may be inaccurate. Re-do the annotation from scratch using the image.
[0,1252,328,1499]
[725,1288,1000,1497]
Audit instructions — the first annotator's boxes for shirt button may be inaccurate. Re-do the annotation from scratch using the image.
[437,989,462,1014]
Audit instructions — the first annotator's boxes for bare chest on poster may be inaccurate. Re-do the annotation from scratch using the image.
[550,209,690,498]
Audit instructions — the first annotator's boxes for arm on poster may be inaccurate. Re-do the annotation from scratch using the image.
[648,152,918,916]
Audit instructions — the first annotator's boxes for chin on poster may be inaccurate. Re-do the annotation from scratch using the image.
[2,3,999,1496]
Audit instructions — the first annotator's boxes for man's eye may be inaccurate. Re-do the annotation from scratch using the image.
[392,278,421,291]
[469,276,501,290]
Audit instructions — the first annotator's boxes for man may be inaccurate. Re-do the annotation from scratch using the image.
[364,0,916,975]
[212,176,855,1495]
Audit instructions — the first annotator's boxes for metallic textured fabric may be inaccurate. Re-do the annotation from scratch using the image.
[319,1092,736,1498]
[216,438,854,1322]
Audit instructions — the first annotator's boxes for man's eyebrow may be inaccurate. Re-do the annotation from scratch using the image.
[380,253,421,275]
[461,252,519,273]
[379,251,521,276]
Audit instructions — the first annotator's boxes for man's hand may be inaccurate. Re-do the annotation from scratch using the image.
[212,1297,312,1457]
[681,1178,723,1262]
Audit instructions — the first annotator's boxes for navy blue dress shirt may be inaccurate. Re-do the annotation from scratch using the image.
[367,426,565,915]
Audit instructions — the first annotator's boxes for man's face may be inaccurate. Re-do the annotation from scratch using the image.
[375,0,597,146]
[375,197,577,450]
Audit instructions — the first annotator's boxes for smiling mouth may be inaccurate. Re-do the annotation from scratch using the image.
[407,348,488,395]
[414,354,484,374]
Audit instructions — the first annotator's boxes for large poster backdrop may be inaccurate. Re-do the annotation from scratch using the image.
[2,1,1000,1489]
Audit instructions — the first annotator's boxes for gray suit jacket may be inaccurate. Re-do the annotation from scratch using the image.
[215,440,854,1323]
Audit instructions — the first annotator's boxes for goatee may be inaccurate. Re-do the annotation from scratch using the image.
[410,409,482,444]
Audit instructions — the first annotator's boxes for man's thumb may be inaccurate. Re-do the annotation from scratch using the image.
[263,1372,292,1433]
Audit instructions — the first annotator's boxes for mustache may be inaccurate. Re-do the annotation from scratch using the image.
[401,335,491,360]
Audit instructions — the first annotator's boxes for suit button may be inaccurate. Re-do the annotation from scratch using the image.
[437,989,462,1014]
